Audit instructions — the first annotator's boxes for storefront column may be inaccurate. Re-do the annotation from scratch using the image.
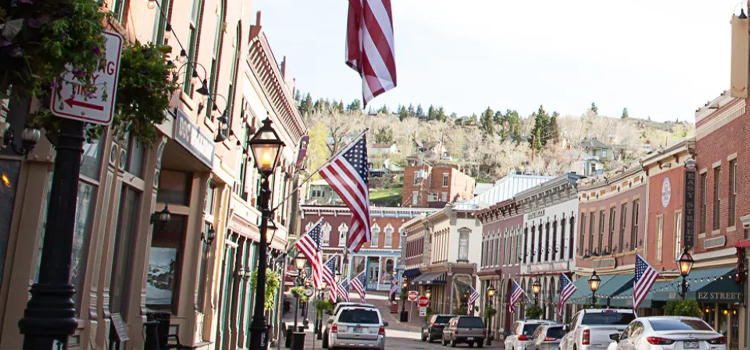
[377,256,383,290]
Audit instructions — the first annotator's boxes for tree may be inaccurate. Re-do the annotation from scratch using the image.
[548,112,560,144]
[374,127,393,143]
[525,305,542,319]
[479,107,495,135]
[664,300,700,317]
[299,93,313,115]
[436,106,447,121]
[590,102,598,115]
[427,105,437,120]
[530,105,551,151]
[415,104,425,119]
[377,105,389,114]
[621,107,629,119]
[346,99,362,112]
[407,104,416,117]
[398,105,409,121]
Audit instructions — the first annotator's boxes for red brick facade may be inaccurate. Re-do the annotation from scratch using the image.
[401,165,475,208]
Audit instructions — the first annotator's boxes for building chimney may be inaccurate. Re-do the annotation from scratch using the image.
[256,11,262,26]
[280,56,287,79]
[730,10,749,98]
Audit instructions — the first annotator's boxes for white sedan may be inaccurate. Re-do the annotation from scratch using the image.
[609,316,726,350]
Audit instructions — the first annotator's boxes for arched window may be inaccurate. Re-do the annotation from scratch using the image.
[384,225,393,248]
[206,0,227,118]
[184,0,206,95]
[371,224,380,247]
[458,228,470,261]
[225,22,242,127]
[321,222,331,246]
[338,223,348,247]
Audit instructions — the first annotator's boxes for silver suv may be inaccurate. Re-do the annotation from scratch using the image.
[327,306,387,350]
[322,302,374,348]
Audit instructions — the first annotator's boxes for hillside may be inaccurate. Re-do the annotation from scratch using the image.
[299,98,695,188]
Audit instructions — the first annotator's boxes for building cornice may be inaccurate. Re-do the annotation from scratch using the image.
[300,205,437,219]
[640,138,695,168]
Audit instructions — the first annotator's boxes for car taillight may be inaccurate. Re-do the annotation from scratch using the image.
[545,337,557,341]
[582,329,590,345]
[331,323,338,334]
[647,337,675,345]
[379,326,385,335]
[519,335,528,341]
[707,336,726,345]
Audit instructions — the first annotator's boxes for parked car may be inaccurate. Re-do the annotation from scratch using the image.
[442,315,485,347]
[505,320,556,350]
[528,324,565,350]
[560,309,637,350]
[322,302,374,348]
[326,306,387,350]
[608,316,726,350]
[422,314,454,342]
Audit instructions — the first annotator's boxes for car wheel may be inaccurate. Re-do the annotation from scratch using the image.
[322,333,328,348]
[442,338,447,346]
[422,333,427,342]
[428,334,434,343]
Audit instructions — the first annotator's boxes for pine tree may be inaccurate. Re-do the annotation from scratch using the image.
[427,105,437,120]
[437,106,447,121]
[407,104,416,117]
[590,102,598,115]
[549,111,560,144]
[398,106,409,121]
[530,105,551,150]
[346,99,362,112]
[415,104,425,119]
[479,107,495,135]
[621,107,629,119]
[298,93,313,115]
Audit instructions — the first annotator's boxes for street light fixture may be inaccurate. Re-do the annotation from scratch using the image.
[293,252,306,332]
[532,279,541,306]
[248,117,285,349]
[677,248,694,300]
[589,271,601,307]
[486,285,496,346]
[425,288,432,299]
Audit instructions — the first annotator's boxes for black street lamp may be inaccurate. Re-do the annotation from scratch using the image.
[293,253,307,330]
[532,279,541,307]
[486,285,496,346]
[589,271,601,308]
[677,248,694,300]
[248,117,285,350]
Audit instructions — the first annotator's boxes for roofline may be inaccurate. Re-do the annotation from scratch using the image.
[640,138,695,168]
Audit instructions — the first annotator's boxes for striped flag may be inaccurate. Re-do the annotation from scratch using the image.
[322,256,338,302]
[508,280,525,313]
[338,278,350,302]
[389,278,398,301]
[558,274,577,318]
[319,135,371,253]
[633,254,658,310]
[350,271,368,302]
[468,286,479,306]
[346,0,397,106]
[295,220,323,288]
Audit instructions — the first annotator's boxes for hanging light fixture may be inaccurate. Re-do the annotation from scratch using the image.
[249,117,285,175]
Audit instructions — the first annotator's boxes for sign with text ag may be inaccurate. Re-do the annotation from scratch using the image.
[51,31,123,125]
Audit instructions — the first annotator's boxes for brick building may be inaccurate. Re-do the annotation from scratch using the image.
[401,165,475,208]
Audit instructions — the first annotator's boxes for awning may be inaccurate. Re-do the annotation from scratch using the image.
[403,268,422,278]
[569,274,618,305]
[411,272,447,286]
[652,267,743,303]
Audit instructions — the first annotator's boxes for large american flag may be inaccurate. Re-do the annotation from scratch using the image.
[351,271,368,302]
[558,274,577,318]
[319,135,371,253]
[295,220,323,288]
[322,256,338,302]
[508,279,524,313]
[338,278,351,302]
[346,0,397,105]
[633,254,658,310]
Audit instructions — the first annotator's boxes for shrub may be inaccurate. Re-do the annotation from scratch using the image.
[664,300,701,317]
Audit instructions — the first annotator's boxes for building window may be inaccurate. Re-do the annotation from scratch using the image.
[537,224,543,262]
[205,0,226,118]
[384,226,393,248]
[153,0,172,45]
[619,203,627,252]
[560,219,566,260]
[112,0,129,23]
[656,215,663,262]
[729,160,737,226]
[700,173,707,233]
[427,192,438,202]
[551,221,557,261]
[110,186,142,316]
[441,192,448,202]
[412,191,419,206]
[579,213,585,256]
[146,215,187,311]
[523,227,528,263]
[544,223,550,261]
[458,230,469,261]
[517,227,523,263]
[631,200,639,250]
[183,0,205,95]
[414,171,421,185]
[598,210,605,254]
[322,222,332,246]
[674,211,682,259]
[588,212,595,255]
[442,173,449,187]
[568,217,575,259]
[125,137,145,178]
[530,226,536,262]
[338,223,348,247]
[481,239,487,267]
[206,183,215,215]
[608,207,616,253]
[713,167,721,230]
[225,23,242,127]
[371,225,380,247]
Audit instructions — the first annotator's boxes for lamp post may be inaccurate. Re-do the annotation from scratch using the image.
[532,279,541,307]
[677,248,694,300]
[293,253,306,330]
[589,271,601,308]
[248,117,285,350]
[486,285,496,346]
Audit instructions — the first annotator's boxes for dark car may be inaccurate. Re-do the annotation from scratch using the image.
[442,316,485,347]
[421,314,454,342]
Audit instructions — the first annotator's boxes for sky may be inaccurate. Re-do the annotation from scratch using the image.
[253,0,744,122]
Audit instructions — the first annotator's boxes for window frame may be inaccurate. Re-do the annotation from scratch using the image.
[713,167,721,230]
[729,160,737,226]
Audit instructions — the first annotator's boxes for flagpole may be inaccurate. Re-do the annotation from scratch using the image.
[270,128,369,213]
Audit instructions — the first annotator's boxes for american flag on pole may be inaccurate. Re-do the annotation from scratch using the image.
[338,278,350,302]
[633,254,658,310]
[350,271,368,302]
[322,256,338,302]
[558,274,577,318]
[319,135,371,253]
[468,286,479,306]
[508,279,525,313]
[389,277,398,301]
[295,220,323,288]
[346,0,397,106]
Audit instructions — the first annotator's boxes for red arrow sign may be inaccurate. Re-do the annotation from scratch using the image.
[65,97,104,111]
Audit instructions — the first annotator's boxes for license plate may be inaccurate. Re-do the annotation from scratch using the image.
[684,341,699,349]
[467,337,474,341]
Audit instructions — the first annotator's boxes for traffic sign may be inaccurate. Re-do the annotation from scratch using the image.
[51,30,123,125]
[408,291,418,301]
[419,307,427,317]
[417,296,429,307]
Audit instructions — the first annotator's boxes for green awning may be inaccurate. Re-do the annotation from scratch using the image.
[652,267,742,303]
[569,274,618,305]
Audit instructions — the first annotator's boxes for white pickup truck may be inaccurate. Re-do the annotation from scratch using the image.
[560,309,637,350]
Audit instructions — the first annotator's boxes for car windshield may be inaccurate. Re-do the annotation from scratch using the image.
[338,309,380,324]
[649,319,713,331]
[546,327,564,339]
[435,316,452,324]
[581,312,635,325]
[458,317,484,328]
[523,324,541,336]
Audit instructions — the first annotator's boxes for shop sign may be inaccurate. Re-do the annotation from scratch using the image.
[697,291,743,302]
[295,134,309,168]
[174,109,215,167]
[527,209,545,220]
[683,165,696,249]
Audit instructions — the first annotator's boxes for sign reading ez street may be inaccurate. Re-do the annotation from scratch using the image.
[51,31,123,125]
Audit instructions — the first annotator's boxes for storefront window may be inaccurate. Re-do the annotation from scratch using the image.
[0,160,21,291]
[126,137,145,178]
[146,215,186,311]
[157,170,192,205]
[371,225,380,247]
[70,182,97,314]
[452,274,472,315]
[80,139,103,180]
[110,186,141,316]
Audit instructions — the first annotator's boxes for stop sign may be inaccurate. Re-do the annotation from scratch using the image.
[418,296,429,307]
[408,291,418,301]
